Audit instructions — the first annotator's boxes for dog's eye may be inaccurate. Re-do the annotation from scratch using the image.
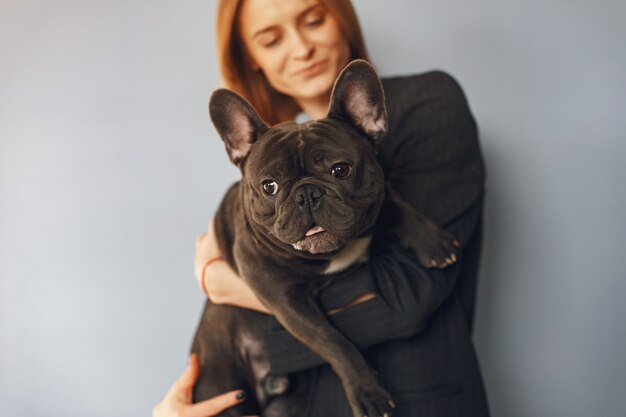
[331,163,351,179]
[262,180,278,195]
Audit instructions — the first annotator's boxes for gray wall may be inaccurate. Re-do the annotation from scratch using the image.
[1,0,624,416]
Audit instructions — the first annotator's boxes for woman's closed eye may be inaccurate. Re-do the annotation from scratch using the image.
[303,10,325,28]
[258,32,281,48]
[304,16,324,28]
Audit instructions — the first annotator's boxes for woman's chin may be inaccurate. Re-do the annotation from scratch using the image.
[292,74,337,101]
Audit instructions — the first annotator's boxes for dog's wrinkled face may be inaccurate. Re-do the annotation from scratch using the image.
[242,119,384,254]
[210,60,387,255]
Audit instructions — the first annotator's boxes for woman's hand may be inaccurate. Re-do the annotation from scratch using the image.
[194,219,271,314]
[153,354,257,417]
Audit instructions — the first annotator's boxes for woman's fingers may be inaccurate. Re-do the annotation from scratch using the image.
[155,354,253,417]
[186,390,247,417]
[154,354,254,417]
[171,354,201,394]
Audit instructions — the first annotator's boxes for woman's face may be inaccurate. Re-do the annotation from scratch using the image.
[239,0,350,105]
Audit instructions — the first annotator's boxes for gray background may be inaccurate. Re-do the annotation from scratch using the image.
[1,0,625,416]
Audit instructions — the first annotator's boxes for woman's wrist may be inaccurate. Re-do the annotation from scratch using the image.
[200,256,225,296]
[201,259,230,303]
[202,260,272,314]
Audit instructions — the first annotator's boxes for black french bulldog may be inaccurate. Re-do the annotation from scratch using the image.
[191,60,458,417]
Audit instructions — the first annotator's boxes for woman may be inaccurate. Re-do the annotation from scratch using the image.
[155,0,489,415]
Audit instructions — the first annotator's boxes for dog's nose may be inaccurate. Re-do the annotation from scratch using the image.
[295,184,323,210]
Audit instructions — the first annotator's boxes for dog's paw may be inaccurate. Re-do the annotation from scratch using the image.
[345,377,395,417]
[402,226,460,270]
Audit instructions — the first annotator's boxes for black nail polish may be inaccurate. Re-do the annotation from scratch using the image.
[236,391,246,400]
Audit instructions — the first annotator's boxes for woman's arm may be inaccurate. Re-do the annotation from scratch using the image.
[194,220,270,314]
[195,71,484,376]
[262,71,487,375]
[264,197,483,375]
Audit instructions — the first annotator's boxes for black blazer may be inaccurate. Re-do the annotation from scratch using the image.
[263,71,490,417]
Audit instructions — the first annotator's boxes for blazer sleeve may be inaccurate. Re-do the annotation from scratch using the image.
[263,71,486,375]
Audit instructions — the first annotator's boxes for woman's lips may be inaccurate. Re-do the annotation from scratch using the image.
[294,60,328,78]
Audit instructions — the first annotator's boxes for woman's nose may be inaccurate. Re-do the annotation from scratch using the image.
[290,31,314,60]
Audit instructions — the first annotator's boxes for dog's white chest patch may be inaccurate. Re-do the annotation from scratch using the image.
[323,236,372,275]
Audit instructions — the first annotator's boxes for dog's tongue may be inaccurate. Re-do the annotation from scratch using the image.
[305,225,325,237]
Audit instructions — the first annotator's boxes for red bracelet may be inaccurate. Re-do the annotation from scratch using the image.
[200,257,224,296]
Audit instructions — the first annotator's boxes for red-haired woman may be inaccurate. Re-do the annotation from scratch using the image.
[155,1,489,416]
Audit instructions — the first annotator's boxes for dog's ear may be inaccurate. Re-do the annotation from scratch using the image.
[209,89,269,166]
[327,60,387,148]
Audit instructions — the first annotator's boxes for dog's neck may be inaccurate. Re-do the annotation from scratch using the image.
[323,236,372,275]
